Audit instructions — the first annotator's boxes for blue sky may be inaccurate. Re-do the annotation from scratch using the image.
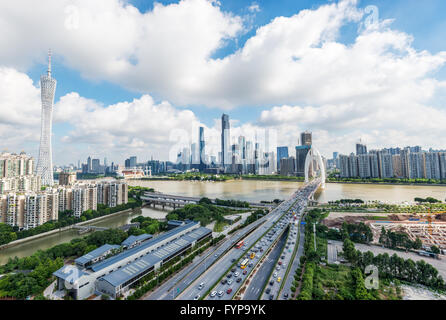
[27,0,446,129]
[1,0,445,165]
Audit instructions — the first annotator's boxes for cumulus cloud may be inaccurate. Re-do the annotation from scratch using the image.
[1,0,446,161]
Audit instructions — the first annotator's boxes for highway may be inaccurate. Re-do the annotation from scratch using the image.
[242,230,287,299]
[144,215,267,300]
[180,180,321,300]
[178,194,300,300]
[279,220,306,300]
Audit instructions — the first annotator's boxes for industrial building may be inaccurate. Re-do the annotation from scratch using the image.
[53,221,212,300]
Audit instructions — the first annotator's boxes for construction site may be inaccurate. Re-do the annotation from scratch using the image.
[322,210,446,250]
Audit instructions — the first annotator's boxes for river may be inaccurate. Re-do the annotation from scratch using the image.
[1,180,445,264]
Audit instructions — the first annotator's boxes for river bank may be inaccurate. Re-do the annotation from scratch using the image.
[131,177,446,187]
[0,207,137,251]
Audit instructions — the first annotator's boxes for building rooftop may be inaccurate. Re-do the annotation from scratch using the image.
[53,265,88,284]
[75,244,120,266]
[99,227,211,288]
[89,221,200,273]
[121,234,153,247]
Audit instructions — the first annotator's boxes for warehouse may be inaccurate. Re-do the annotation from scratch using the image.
[97,226,211,298]
[53,221,211,300]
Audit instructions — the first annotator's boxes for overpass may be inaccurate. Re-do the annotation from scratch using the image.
[141,192,275,210]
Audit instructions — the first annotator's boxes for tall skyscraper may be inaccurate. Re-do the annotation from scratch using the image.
[199,126,206,170]
[356,142,367,155]
[36,50,57,186]
[277,146,289,172]
[300,131,312,146]
[221,114,230,168]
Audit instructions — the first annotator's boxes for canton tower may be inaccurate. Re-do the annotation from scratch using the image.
[36,50,57,186]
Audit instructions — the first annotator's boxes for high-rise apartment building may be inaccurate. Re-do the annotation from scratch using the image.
[356,143,367,155]
[59,171,77,186]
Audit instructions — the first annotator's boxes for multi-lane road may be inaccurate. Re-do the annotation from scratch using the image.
[144,179,321,301]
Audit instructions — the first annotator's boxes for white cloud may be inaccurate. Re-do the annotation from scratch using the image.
[248,3,260,13]
[1,0,446,161]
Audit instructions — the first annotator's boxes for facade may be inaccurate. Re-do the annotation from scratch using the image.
[300,131,312,146]
[356,143,367,155]
[276,146,289,172]
[280,156,295,176]
[221,114,230,169]
[295,145,311,177]
[36,51,56,186]
[199,126,206,171]
[59,171,77,186]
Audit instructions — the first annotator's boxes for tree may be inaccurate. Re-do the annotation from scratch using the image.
[431,245,440,254]
[413,237,423,250]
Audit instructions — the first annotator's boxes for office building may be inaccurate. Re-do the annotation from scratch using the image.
[300,131,312,146]
[199,126,206,171]
[277,146,289,172]
[221,114,230,168]
[295,145,310,176]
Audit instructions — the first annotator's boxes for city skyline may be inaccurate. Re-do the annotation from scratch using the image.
[0,0,445,165]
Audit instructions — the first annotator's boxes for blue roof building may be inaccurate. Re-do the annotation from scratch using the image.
[75,244,120,268]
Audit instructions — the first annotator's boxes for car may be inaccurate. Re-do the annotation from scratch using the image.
[243,270,247,275]
[210,291,217,297]
[277,277,281,283]
[269,280,274,286]
[198,282,205,290]
[278,261,282,265]
[276,266,281,270]
[273,272,278,278]
[249,262,253,267]
[234,272,239,277]
[226,288,232,294]
[236,277,242,283]
[218,291,224,297]
[194,294,200,300]
[231,268,236,273]
[269,294,274,300]
[265,288,271,294]
[281,255,285,259]
[227,273,232,278]
[228,279,233,285]
[221,279,227,285]
[284,292,289,298]
[231,258,236,263]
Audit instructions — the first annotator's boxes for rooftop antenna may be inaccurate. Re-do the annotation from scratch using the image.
[47,49,52,77]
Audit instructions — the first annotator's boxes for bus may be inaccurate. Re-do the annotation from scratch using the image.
[240,259,249,269]
[235,240,244,249]
[250,252,256,259]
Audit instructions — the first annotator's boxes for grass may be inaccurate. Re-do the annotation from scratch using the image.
[213,221,229,233]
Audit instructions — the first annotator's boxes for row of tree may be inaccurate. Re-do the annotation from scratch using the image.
[343,238,445,291]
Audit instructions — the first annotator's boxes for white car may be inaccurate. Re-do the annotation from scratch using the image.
[273,272,278,278]
[198,282,205,290]
[218,291,224,297]
[234,272,239,277]
[210,291,217,297]
[228,279,233,285]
